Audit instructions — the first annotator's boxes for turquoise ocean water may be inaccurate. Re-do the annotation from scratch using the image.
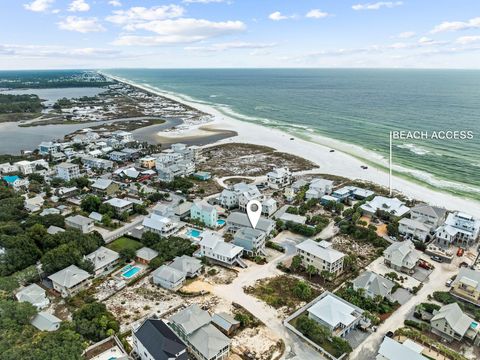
[104,69,480,200]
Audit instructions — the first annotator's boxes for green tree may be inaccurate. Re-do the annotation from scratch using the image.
[306,265,318,279]
[81,195,101,213]
[290,255,302,272]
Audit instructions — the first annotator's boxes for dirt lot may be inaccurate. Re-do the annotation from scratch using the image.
[331,234,380,268]
[199,143,318,177]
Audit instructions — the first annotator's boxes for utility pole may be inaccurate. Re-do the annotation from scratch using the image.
[389,131,393,197]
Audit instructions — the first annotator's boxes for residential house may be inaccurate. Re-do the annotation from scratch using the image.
[233,227,267,256]
[175,201,194,220]
[399,218,431,242]
[56,186,78,198]
[55,162,81,181]
[226,212,275,235]
[142,214,178,237]
[2,175,29,190]
[431,302,479,343]
[83,336,130,360]
[410,204,447,229]
[91,179,119,196]
[15,284,49,309]
[84,246,120,277]
[38,141,59,155]
[139,156,156,169]
[24,194,45,212]
[332,186,375,202]
[305,178,334,200]
[352,271,395,300]
[0,162,19,174]
[218,182,262,211]
[153,265,186,291]
[199,232,246,268]
[89,211,103,223]
[31,312,62,332]
[81,156,114,170]
[48,265,92,298]
[109,151,130,162]
[104,198,133,213]
[279,212,307,225]
[136,247,159,265]
[376,337,427,360]
[112,130,133,143]
[262,198,278,217]
[65,215,94,233]
[40,208,61,217]
[169,255,203,278]
[383,240,419,274]
[133,318,188,360]
[266,167,292,189]
[296,240,345,277]
[47,225,65,235]
[14,160,33,175]
[212,312,240,336]
[169,304,231,360]
[435,212,480,248]
[451,268,480,306]
[191,200,218,227]
[307,291,364,337]
[361,196,410,217]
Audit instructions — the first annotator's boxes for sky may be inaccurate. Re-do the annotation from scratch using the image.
[2,0,480,69]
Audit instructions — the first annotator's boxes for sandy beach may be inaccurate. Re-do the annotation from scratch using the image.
[105,74,480,218]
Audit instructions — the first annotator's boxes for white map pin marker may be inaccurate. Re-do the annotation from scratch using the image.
[246,200,262,229]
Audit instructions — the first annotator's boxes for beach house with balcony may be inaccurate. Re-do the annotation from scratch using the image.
[190,200,218,227]
[451,268,480,306]
[296,239,345,277]
[361,196,410,218]
[383,240,419,274]
[266,167,292,189]
[305,178,334,200]
[48,265,92,298]
[142,213,178,237]
[233,227,267,256]
[199,232,246,268]
[435,212,480,249]
[431,302,479,343]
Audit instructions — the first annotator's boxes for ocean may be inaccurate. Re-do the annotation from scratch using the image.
[103,68,480,201]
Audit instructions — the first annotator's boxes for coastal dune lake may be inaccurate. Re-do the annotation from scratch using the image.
[104,68,480,200]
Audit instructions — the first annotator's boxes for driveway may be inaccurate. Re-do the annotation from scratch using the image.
[390,288,412,305]
[350,254,468,360]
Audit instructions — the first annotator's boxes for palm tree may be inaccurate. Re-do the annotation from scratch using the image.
[306,265,317,279]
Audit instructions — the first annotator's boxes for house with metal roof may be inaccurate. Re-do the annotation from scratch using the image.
[65,214,94,234]
[296,239,345,277]
[15,283,49,309]
[169,255,203,278]
[307,291,364,338]
[361,196,410,217]
[136,247,159,265]
[451,268,480,306]
[212,312,240,335]
[305,178,334,200]
[399,218,431,242]
[199,232,246,268]
[352,271,395,300]
[410,204,447,229]
[48,264,92,298]
[233,227,267,256]
[383,240,419,274]
[143,213,178,237]
[133,318,188,360]
[169,304,231,360]
[153,265,186,291]
[435,212,480,249]
[84,246,120,277]
[31,312,62,332]
[47,225,65,235]
[104,198,133,213]
[91,178,120,196]
[431,302,479,343]
[226,212,275,235]
[191,199,218,228]
[376,337,427,360]
[266,167,292,189]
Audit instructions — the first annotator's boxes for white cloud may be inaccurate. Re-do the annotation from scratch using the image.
[456,35,480,45]
[58,16,105,33]
[106,5,184,25]
[112,18,245,46]
[269,11,289,21]
[108,0,122,6]
[431,17,480,34]
[397,31,415,39]
[352,1,403,11]
[23,0,54,12]
[306,9,330,19]
[0,44,121,58]
[185,41,276,52]
[68,0,90,12]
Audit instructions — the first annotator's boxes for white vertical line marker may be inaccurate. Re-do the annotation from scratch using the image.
[389,131,393,196]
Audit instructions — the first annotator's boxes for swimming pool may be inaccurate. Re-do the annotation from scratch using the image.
[187,228,202,238]
[217,219,226,226]
[121,265,141,279]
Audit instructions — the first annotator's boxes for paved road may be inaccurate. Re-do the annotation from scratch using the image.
[350,254,465,360]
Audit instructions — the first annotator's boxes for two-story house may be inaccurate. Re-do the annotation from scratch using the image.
[296,239,345,277]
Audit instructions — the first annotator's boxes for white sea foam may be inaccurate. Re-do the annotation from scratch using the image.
[396,143,430,156]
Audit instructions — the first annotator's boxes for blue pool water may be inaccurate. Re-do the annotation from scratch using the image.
[187,228,202,238]
[122,265,141,279]
[217,219,226,226]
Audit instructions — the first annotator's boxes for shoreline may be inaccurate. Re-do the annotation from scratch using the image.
[102,72,480,217]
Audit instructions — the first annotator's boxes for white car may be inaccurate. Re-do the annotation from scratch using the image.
[446,279,453,287]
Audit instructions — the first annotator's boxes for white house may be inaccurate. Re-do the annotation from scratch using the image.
[190,200,218,227]
[352,271,395,300]
[218,182,263,211]
[377,337,427,360]
[84,246,120,277]
[104,198,133,213]
[262,198,278,217]
[431,303,479,343]
[55,162,81,182]
[361,196,410,217]
[169,255,203,278]
[48,265,92,298]
[399,218,431,242]
[15,284,49,309]
[307,292,364,338]
[435,212,480,248]
[142,213,178,237]
[65,215,94,234]
[383,240,419,274]
[199,232,246,268]
[31,312,62,332]
[153,265,186,291]
[266,167,292,189]
[296,239,345,277]
[305,178,334,200]
[410,204,447,230]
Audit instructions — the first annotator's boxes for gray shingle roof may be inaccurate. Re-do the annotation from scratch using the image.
[170,304,211,335]
[431,302,473,336]
[31,312,61,331]
[352,271,394,298]
[48,265,91,289]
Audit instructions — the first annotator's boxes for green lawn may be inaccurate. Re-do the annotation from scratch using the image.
[107,237,143,253]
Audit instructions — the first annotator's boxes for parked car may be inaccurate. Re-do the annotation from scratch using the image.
[431,255,443,263]
[446,279,453,287]
[459,261,469,268]
[418,260,431,270]
[385,331,394,338]
[457,248,464,257]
